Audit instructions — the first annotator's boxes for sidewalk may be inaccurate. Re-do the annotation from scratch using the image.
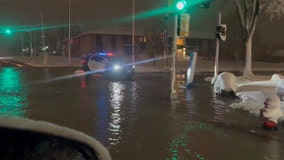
[11,55,284,73]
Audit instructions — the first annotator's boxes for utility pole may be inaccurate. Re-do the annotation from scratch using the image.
[41,11,47,64]
[29,30,33,58]
[68,0,71,66]
[132,0,135,67]
[214,12,222,78]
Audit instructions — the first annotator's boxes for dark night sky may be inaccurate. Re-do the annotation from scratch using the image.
[0,0,165,32]
[0,0,167,54]
[0,0,283,55]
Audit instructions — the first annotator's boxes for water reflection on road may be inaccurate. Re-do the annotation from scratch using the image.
[0,66,284,159]
[0,67,29,117]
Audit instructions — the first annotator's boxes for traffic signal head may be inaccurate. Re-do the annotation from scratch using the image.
[175,0,187,12]
[216,24,227,41]
[3,28,12,35]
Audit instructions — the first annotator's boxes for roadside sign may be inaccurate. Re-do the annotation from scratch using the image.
[179,13,190,37]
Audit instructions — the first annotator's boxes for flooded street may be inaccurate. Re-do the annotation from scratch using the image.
[0,65,284,160]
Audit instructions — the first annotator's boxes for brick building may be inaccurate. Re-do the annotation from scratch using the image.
[62,28,215,59]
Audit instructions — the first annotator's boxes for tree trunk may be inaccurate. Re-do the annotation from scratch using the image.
[243,35,254,77]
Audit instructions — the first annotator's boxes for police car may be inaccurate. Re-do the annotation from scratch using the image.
[81,52,135,80]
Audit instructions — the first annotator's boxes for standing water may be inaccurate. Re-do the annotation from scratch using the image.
[0,66,283,159]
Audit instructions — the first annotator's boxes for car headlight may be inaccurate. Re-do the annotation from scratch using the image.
[113,64,121,70]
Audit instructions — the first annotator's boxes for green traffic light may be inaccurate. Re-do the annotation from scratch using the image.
[5,29,11,34]
[176,0,187,11]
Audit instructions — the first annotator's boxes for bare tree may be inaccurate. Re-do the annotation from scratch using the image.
[57,23,82,56]
[230,0,284,76]
[146,28,163,66]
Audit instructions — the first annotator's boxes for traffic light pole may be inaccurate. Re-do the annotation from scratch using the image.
[163,13,168,70]
[170,14,178,100]
[213,12,222,79]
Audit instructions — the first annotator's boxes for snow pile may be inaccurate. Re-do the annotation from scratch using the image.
[271,74,284,81]
[213,72,238,95]
[74,70,85,74]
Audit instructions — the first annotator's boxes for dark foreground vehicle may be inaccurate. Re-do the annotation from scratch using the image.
[0,117,111,160]
[81,53,135,80]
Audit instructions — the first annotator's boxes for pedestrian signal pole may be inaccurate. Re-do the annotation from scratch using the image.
[213,12,222,82]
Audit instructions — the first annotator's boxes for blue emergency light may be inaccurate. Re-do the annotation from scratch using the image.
[98,52,115,57]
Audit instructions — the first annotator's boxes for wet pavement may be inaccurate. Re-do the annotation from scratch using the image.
[0,63,284,160]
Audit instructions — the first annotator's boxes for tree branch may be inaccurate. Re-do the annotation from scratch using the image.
[233,0,246,30]
[244,0,249,11]
[245,0,252,34]
[248,0,262,37]
[259,0,267,13]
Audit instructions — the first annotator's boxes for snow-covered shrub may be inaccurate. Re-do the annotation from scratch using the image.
[213,72,238,95]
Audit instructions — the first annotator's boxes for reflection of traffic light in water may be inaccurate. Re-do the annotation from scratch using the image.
[0,67,28,117]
